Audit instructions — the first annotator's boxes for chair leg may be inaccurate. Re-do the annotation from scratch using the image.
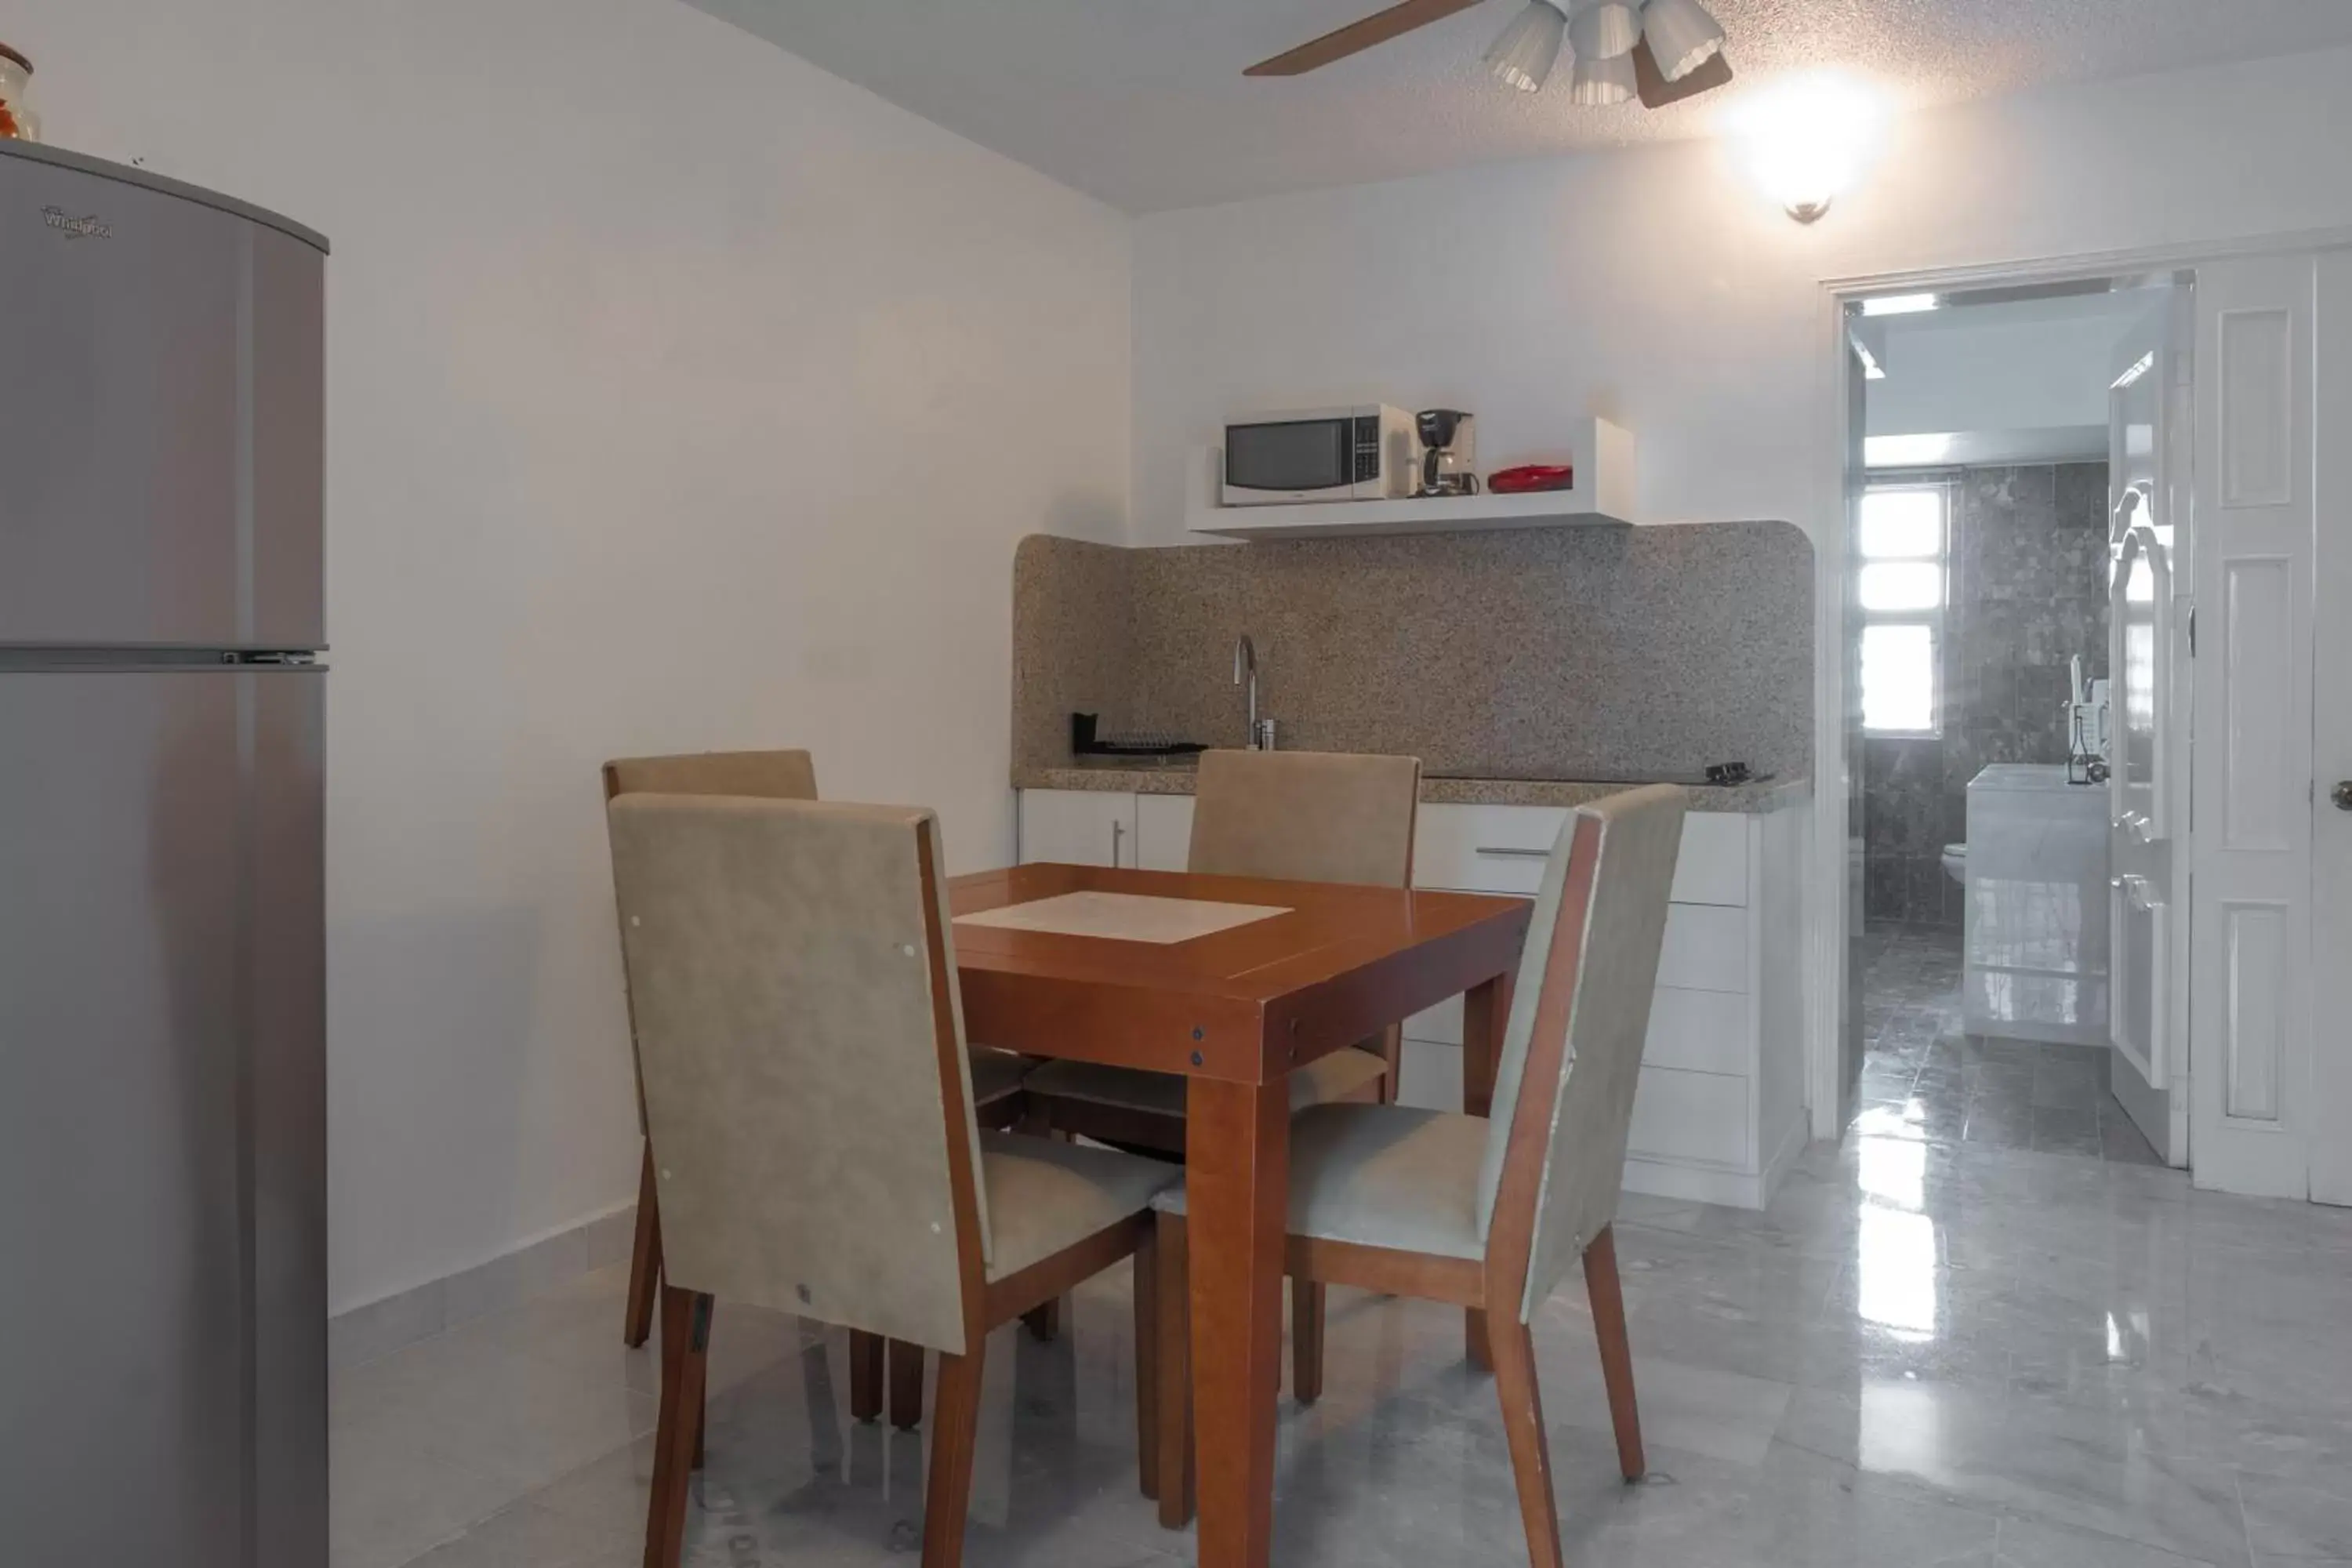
[623,1142,662,1348]
[1134,1221,1160,1499]
[920,1341,987,1568]
[1017,1104,1065,1342]
[691,1300,711,1471]
[889,1338,926,1431]
[644,1285,710,1568]
[1584,1225,1645,1482]
[1020,1300,1060,1341]
[1152,1210,1195,1530]
[849,1329,885,1423]
[1489,1315,1564,1568]
[1290,1279,1326,1405]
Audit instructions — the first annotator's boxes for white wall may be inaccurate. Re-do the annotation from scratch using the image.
[9,0,1131,1314]
[1133,45,2352,543]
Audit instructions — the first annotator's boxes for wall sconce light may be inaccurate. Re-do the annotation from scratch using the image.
[1726,71,1886,223]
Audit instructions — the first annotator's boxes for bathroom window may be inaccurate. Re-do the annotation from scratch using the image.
[1858,485,1948,735]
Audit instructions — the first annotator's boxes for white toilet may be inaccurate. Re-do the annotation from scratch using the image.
[1940,843,1966,886]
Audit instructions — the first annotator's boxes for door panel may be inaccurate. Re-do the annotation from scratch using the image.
[1839,310,1868,1134]
[2311,249,2352,1207]
[0,666,325,1565]
[2105,285,2190,1163]
[0,156,324,648]
[247,669,326,1568]
[1016,788,1136,867]
[247,227,328,650]
[2190,256,2316,1199]
[0,670,249,1564]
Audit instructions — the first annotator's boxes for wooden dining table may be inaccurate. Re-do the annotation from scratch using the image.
[947,860,1534,1568]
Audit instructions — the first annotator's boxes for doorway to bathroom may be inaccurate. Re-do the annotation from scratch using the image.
[1845,278,2180,1169]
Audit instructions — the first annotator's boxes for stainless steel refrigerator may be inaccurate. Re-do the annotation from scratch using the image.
[0,140,328,1566]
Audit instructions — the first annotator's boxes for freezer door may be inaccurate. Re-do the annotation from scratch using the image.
[0,666,325,1568]
[0,154,324,648]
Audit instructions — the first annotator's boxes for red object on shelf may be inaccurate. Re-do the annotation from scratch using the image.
[1486,463,1574,494]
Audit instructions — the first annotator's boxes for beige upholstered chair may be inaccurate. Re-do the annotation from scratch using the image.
[1022,748,1421,1397]
[1149,785,1686,1568]
[608,795,1179,1568]
[602,750,1031,1428]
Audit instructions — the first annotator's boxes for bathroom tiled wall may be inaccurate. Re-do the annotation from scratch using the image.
[1864,462,2111,924]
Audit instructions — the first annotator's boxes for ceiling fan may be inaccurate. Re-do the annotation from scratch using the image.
[1246,0,1733,108]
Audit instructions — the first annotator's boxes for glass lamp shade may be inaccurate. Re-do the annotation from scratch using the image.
[1569,49,1637,105]
[1640,0,1726,81]
[1486,2,1568,93]
[1567,0,1642,61]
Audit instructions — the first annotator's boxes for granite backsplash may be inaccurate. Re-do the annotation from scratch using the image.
[1014,523,1813,785]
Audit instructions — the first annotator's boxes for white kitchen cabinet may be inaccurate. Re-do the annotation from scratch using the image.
[1133,793,1195,872]
[1400,799,1809,1209]
[1014,785,1810,1209]
[1018,787,1136,867]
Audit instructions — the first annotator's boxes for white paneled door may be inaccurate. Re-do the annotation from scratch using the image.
[2311,250,2352,1208]
[2189,254,2318,1199]
[2106,286,2191,1165]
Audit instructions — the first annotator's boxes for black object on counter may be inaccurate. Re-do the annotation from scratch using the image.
[1071,712,1208,759]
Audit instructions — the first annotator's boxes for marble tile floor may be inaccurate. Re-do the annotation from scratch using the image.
[1855,920,2161,1166]
[338,1125,2352,1568]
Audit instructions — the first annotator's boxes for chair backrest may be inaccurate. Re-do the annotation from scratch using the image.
[603,748,818,804]
[1187,749,1421,887]
[604,750,820,1132]
[605,795,992,1354]
[1473,785,1686,1323]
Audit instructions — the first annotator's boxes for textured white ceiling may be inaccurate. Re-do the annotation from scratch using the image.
[684,0,2352,212]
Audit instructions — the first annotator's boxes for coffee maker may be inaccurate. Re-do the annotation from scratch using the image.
[1415,408,1479,496]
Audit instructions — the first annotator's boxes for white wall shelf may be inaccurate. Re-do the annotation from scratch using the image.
[1187,416,1636,540]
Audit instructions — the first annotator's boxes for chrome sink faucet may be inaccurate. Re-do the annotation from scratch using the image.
[1233,634,1274,750]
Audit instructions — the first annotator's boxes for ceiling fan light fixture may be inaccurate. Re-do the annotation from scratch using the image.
[1639,0,1726,82]
[1485,2,1568,93]
[1567,0,1642,62]
[1568,49,1638,105]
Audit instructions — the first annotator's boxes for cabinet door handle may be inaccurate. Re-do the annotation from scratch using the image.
[1111,818,1127,866]
[1475,846,1551,859]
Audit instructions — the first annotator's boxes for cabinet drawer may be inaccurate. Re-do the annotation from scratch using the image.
[1402,1044,1750,1168]
[1415,802,1751,906]
[1628,1065,1750,1167]
[1639,985,1753,1076]
[1405,975,1753,1064]
[1657,903,1749,994]
[1414,804,1570,894]
[1671,813,1750,907]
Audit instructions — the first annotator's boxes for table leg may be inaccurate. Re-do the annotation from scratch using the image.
[1184,1076,1288,1568]
[1461,971,1512,1372]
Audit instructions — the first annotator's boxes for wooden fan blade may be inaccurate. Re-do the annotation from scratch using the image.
[1245,0,1490,77]
[1632,34,1733,108]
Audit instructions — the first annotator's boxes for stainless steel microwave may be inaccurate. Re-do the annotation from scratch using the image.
[1221,405,1416,506]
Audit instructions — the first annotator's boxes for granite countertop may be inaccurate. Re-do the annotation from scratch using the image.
[1013,763,1809,815]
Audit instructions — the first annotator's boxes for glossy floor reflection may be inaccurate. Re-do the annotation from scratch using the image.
[337,1126,2352,1568]
[335,920,2344,1568]
[1856,921,2160,1165]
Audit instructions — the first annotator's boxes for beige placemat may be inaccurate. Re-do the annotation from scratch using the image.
[955,890,1288,945]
